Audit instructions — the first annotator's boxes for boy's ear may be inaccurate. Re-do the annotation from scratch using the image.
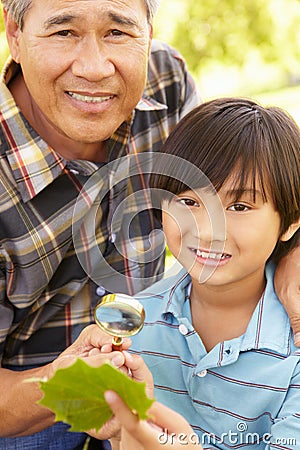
[4,10,21,64]
[280,219,300,242]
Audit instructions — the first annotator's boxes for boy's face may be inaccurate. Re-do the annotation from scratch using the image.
[162,174,282,289]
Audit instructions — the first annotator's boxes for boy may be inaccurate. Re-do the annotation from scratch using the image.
[129,98,300,448]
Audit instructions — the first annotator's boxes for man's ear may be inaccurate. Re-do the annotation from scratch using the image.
[147,25,153,57]
[280,219,300,242]
[3,9,21,63]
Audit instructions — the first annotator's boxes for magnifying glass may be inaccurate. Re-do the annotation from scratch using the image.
[94,293,145,350]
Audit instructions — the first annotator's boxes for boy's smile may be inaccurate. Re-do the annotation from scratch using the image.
[189,247,231,266]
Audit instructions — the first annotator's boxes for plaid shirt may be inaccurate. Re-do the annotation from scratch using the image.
[0,40,199,367]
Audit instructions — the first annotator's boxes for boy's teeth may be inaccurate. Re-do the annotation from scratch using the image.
[196,250,226,260]
[68,92,113,103]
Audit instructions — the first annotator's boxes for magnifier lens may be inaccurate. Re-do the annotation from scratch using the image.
[94,294,145,342]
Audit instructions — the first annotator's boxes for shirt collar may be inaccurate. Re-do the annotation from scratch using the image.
[240,263,292,355]
[135,96,168,111]
[160,263,292,356]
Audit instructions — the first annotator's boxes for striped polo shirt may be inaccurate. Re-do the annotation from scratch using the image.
[0,40,200,367]
[131,264,300,449]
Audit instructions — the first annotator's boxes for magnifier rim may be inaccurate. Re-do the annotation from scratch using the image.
[94,294,145,338]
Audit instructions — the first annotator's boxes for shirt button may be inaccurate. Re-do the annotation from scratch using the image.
[225,347,232,355]
[69,168,80,175]
[179,324,189,335]
[96,286,106,297]
[197,370,207,378]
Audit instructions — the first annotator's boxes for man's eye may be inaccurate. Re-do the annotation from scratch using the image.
[56,30,72,37]
[109,29,125,36]
[228,204,249,212]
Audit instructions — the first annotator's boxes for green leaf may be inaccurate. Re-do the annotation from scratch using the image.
[34,359,154,432]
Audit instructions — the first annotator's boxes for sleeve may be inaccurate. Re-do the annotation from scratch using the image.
[171,46,202,119]
[146,40,201,121]
[0,247,14,365]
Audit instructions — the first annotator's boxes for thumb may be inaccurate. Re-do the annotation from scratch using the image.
[104,391,159,449]
[124,352,154,397]
[104,390,139,431]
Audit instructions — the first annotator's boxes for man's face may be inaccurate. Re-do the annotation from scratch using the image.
[6,0,152,146]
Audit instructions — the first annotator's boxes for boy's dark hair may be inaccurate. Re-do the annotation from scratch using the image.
[150,98,300,262]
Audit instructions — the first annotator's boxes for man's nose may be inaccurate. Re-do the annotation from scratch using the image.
[72,36,115,81]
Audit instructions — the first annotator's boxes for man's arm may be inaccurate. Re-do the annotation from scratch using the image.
[274,239,300,345]
[0,364,55,437]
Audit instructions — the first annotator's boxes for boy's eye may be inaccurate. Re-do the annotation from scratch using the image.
[178,198,199,207]
[228,203,250,212]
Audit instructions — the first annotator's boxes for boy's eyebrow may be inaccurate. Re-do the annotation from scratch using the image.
[44,12,139,30]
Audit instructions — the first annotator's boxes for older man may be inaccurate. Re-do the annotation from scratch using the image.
[0,0,299,448]
[0,0,199,447]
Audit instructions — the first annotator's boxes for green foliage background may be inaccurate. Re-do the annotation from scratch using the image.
[154,0,300,96]
[0,9,9,65]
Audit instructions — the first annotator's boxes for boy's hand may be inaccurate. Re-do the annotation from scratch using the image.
[104,391,203,450]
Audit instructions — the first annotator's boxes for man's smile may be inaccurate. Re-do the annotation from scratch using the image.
[66,91,115,103]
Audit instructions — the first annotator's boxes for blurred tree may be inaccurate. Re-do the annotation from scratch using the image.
[170,0,274,72]
[155,0,300,89]
[0,9,9,68]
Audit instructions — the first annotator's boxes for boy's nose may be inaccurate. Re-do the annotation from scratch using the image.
[192,208,226,247]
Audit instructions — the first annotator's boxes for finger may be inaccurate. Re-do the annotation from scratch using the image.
[294,331,300,347]
[104,392,166,448]
[89,347,102,356]
[274,247,300,344]
[147,402,193,435]
[100,344,113,353]
[84,351,125,368]
[124,352,154,397]
[104,390,139,431]
[100,338,132,354]
[289,313,300,346]
[88,414,121,440]
[82,324,114,348]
